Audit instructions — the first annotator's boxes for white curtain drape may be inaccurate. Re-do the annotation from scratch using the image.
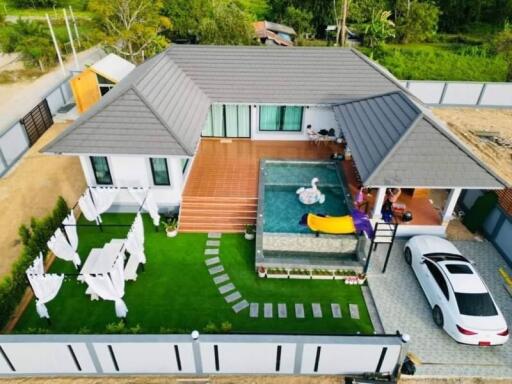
[78,193,99,223]
[90,187,119,221]
[124,213,146,281]
[26,253,64,319]
[62,211,78,251]
[47,228,81,268]
[84,257,128,317]
[129,188,160,226]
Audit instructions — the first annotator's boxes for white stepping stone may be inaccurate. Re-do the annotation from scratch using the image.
[225,291,241,303]
[278,303,287,318]
[208,265,224,275]
[205,248,219,256]
[312,303,322,318]
[218,283,235,294]
[208,232,221,239]
[206,240,220,247]
[295,304,305,319]
[349,304,360,319]
[250,303,259,318]
[331,303,342,319]
[205,257,220,266]
[264,303,273,318]
[213,274,229,284]
[232,300,249,313]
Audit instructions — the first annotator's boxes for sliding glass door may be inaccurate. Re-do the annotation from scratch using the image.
[259,106,303,132]
[202,104,251,138]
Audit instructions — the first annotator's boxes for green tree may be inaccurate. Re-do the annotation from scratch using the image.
[363,10,395,49]
[235,0,269,19]
[198,1,255,45]
[282,5,313,37]
[395,0,439,43]
[350,0,388,23]
[494,26,512,80]
[11,0,60,8]
[162,0,204,41]
[88,0,171,63]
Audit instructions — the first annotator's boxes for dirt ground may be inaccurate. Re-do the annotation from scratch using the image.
[433,108,512,185]
[0,122,85,278]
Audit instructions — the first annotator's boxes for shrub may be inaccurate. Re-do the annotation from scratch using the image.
[105,321,126,334]
[220,321,232,333]
[203,321,218,333]
[0,196,69,330]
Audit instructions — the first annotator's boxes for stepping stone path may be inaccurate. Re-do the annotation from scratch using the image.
[349,304,360,319]
[264,303,273,318]
[213,274,229,284]
[206,240,220,247]
[278,303,287,318]
[312,303,323,318]
[218,283,235,294]
[295,304,305,319]
[208,232,221,239]
[250,303,259,318]
[208,265,224,275]
[331,304,342,319]
[225,291,241,303]
[232,300,249,313]
[205,248,219,256]
[205,257,220,266]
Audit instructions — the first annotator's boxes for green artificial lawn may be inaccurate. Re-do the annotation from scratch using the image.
[14,214,373,335]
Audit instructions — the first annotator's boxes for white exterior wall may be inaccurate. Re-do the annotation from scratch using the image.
[80,154,189,211]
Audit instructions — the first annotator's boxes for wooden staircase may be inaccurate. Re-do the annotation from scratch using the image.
[179,196,258,233]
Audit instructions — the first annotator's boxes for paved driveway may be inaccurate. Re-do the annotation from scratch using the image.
[367,239,512,378]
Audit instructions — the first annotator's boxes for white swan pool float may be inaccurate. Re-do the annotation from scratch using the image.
[296,177,325,205]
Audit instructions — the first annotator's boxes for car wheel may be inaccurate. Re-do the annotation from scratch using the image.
[404,247,412,265]
[432,306,444,328]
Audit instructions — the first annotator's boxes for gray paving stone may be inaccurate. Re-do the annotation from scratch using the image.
[331,303,342,318]
[225,291,241,303]
[349,304,360,319]
[206,240,220,247]
[205,248,219,256]
[278,303,287,318]
[213,274,229,284]
[232,300,249,313]
[205,256,220,266]
[208,265,224,275]
[264,303,273,318]
[312,303,322,318]
[208,232,221,239]
[218,283,235,294]
[295,303,305,318]
[250,303,259,318]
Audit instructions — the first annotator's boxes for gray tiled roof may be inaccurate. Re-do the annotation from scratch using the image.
[334,91,504,188]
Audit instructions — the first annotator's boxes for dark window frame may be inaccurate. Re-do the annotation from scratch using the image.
[90,156,113,185]
[258,106,303,132]
[150,158,171,186]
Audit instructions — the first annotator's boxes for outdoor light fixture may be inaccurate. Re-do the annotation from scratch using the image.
[191,330,200,340]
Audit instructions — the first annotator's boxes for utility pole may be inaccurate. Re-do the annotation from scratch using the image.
[46,13,66,76]
[63,8,80,71]
[69,6,81,48]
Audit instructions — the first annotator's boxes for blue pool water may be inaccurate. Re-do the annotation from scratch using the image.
[262,161,350,233]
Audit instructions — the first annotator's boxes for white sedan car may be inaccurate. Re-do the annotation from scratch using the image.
[404,235,509,346]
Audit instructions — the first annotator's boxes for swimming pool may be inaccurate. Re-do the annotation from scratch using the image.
[262,161,350,234]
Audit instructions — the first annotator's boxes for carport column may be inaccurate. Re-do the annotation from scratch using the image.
[371,187,387,219]
[442,188,462,224]
[169,158,184,192]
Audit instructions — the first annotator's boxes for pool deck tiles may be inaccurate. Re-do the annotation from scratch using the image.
[278,303,287,318]
[264,303,273,318]
[331,304,342,318]
[312,303,322,318]
[205,257,220,266]
[218,283,235,294]
[233,300,249,313]
[208,265,224,275]
[213,274,229,284]
[250,303,259,318]
[205,248,219,256]
[295,304,305,319]
[208,232,221,239]
[225,291,241,303]
[206,240,221,247]
[349,304,360,319]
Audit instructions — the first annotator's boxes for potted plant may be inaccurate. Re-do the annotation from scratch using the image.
[357,273,367,285]
[289,268,311,279]
[244,224,255,240]
[258,266,267,278]
[163,217,178,238]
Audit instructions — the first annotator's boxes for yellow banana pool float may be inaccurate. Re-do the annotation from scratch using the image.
[306,213,356,235]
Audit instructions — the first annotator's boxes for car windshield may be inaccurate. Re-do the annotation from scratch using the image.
[455,292,498,316]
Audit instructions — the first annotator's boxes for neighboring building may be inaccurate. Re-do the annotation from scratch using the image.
[254,21,296,46]
[42,45,506,237]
